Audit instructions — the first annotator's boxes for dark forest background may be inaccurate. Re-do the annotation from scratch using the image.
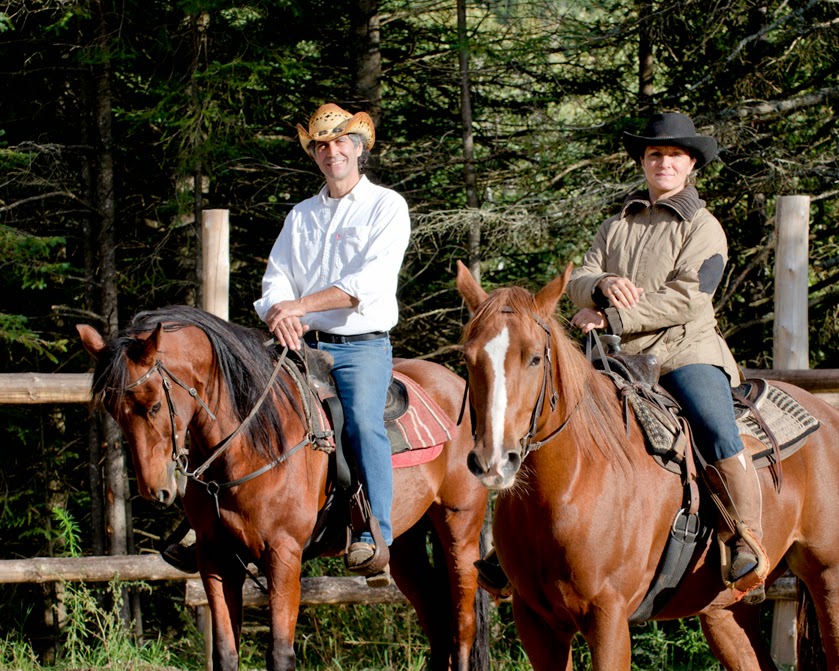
[1,0,837,663]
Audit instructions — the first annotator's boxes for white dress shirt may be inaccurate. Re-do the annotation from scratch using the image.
[254,175,411,335]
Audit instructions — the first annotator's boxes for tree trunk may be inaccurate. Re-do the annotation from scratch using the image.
[189,12,211,309]
[636,0,654,111]
[457,0,481,281]
[351,0,382,127]
[91,0,132,627]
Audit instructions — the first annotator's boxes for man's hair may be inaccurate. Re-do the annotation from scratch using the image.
[308,133,369,174]
[347,133,369,174]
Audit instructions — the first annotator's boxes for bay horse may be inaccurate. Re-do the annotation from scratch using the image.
[455,261,839,671]
[77,305,488,671]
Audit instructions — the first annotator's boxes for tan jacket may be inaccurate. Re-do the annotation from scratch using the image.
[567,186,741,385]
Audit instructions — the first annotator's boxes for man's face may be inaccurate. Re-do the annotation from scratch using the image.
[313,135,363,185]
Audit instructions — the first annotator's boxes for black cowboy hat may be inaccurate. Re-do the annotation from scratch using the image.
[623,112,718,170]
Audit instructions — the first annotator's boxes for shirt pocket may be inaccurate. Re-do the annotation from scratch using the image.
[336,226,371,267]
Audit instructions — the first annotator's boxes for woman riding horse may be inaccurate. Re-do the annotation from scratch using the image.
[566,111,767,599]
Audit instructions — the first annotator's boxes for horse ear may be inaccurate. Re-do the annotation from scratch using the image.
[77,324,107,359]
[535,263,574,315]
[455,260,488,314]
[137,322,164,366]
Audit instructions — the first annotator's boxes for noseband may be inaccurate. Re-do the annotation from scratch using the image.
[124,350,310,514]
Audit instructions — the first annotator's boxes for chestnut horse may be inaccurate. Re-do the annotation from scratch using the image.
[456,261,839,671]
[77,305,488,671]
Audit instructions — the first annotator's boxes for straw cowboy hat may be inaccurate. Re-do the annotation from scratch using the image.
[297,103,376,154]
[623,112,718,170]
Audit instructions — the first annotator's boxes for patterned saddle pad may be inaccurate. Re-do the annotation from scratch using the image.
[624,377,820,474]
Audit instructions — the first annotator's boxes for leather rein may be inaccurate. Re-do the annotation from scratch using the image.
[124,348,311,515]
[513,308,586,456]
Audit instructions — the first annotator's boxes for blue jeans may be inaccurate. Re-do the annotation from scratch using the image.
[658,363,744,463]
[315,337,394,546]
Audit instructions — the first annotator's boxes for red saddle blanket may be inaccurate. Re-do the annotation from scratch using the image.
[313,370,455,469]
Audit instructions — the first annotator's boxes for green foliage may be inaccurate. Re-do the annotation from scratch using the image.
[0,0,835,667]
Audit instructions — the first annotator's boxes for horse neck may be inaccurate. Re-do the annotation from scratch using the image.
[188,365,310,476]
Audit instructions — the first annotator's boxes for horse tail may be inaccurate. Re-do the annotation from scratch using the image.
[796,578,827,670]
[468,513,491,671]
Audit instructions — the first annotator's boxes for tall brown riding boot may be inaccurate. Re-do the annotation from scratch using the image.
[714,452,767,601]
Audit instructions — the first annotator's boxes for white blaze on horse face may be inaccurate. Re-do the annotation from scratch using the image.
[484,327,510,457]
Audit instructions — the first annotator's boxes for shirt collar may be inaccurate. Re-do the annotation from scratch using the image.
[317,174,372,203]
[621,185,705,222]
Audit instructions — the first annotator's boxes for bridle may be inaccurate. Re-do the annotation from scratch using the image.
[513,308,584,457]
[460,307,585,460]
[124,349,311,515]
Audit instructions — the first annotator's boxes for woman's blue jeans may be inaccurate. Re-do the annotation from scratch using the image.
[316,337,394,546]
[658,363,744,463]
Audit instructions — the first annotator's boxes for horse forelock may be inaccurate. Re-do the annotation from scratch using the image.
[461,286,536,343]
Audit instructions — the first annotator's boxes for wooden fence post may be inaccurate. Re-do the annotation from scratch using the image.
[771,194,811,669]
[202,209,230,321]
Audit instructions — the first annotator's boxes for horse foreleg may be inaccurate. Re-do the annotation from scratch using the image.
[512,595,574,671]
[580,606,633,671]
[200,558,246,671]
[263,542,304,671]
[699,605,776,670]
[428,505,484,671]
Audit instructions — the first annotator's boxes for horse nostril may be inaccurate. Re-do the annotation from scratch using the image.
[467,451,486,477]
[156,489,172,504]
[505,451,522,476]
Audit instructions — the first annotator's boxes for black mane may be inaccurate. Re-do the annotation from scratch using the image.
[91,305,301,460]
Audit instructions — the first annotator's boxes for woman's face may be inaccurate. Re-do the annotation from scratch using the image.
[641,145,697,201]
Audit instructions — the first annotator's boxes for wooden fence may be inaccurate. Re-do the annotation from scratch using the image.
[1,198,825,668]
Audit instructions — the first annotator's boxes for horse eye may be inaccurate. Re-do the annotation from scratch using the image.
[530,355,542,367]
[149,401,162,417]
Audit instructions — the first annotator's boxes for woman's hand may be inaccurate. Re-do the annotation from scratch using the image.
[571,308,607,334]
[597,276,644,309]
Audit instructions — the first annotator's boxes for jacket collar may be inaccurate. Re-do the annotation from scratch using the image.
[621,185,705,222]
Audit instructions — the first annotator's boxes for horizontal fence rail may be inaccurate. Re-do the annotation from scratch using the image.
[0,555,407,606]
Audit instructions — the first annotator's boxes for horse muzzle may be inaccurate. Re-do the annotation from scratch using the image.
[467,446,521,490]
[137,459,180,507]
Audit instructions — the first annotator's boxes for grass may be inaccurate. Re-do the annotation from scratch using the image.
[1,583,729,671]
[0,513,749,670]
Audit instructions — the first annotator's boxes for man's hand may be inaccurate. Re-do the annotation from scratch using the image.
[265,300,309,350]
[571,307,607,334]
[597,276,644,309]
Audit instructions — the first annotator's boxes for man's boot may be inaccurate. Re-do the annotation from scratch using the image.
[714,452,767,602]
